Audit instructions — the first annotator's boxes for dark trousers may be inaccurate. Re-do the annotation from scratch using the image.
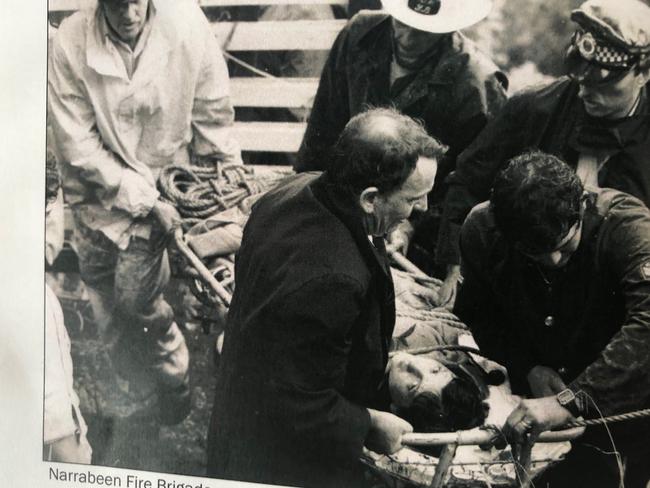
[535,423,650,488]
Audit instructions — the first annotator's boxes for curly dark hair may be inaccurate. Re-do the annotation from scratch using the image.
[396,366,489,435]
[490,151,584,253]
[327,107,447,196]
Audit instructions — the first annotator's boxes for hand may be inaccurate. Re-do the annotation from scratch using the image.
[386,220,414,255]
[527,365,567,398]
[503,397,575,454]
[365,408,413,455]
[152,200,181,233]
[438,265,460,310]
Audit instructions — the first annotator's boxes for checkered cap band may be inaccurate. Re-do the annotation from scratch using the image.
[594,43,632,67]
[574,30,634,68]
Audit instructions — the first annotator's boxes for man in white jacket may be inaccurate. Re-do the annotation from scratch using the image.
[48,0,241,424]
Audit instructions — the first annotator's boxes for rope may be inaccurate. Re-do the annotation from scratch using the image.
[224,51,277,80]
[566,408,650,428]
[157,163,293,227]
[389,344,483,358]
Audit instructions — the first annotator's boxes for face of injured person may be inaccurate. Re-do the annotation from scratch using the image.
[387,352,455,409]
[102,0,149,46]
[370,156,437,236]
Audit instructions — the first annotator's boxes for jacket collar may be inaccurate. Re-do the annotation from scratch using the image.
[358,15,459,85]
[86,0,174,82]
[570,82,650,155]
[311,174,392,280]
[355,16,459,109]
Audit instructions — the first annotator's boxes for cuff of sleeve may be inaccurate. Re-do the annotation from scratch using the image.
[114,170,160,218]
[567,381,590,416]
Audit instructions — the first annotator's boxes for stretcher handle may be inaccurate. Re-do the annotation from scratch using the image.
[402,425,584,447]
[174,227,233,307]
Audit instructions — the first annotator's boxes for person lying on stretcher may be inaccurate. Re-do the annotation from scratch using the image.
[387,351,502,436]
[385,278,508,438]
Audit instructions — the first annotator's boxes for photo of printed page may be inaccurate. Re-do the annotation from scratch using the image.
[2,0,650,488]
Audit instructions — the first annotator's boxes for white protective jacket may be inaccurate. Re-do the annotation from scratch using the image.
[48,0,240,247]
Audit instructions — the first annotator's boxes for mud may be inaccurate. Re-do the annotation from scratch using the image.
[48,271,223,478]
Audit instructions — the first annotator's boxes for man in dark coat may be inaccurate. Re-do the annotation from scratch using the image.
[437,0,650,304]
[296,0,507,285]
[206,108,446,487]
[455,151,650,487]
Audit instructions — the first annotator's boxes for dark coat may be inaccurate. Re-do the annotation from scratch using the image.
[296,12,507,272]
[438,78,650,265]
[296,12,508,181]
[455,189,650,417]
[206,173,395,488]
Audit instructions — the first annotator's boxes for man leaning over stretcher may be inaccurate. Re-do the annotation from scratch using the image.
[454,151,650,488]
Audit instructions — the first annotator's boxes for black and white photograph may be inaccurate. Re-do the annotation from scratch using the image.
[2,0,650,487]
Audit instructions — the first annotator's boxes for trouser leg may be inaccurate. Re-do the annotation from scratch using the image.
[74,221,190,424]
[113,228,190,424]
[44,432,93,464]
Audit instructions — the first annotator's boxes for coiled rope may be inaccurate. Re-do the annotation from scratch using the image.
[157,163,293,227]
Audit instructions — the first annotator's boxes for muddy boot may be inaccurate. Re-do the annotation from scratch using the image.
[150,321,192,425]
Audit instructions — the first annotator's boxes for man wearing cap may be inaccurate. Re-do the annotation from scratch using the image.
[295,0,507,287]
[437,0,650,305]
[48,0,241,425]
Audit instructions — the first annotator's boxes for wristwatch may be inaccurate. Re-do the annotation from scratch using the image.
[556,388,582,417]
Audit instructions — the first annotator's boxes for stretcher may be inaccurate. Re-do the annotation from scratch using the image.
[168,165,582,488]
[361,425,581,488]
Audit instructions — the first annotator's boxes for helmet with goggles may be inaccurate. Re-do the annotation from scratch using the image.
[565,0,650,85]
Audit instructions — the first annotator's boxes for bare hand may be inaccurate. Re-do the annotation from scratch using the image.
[438,265,460,310]
[365,408,413,454]
[386,221,414,255]
[503,397,575,453]
[152,200,181,233]
[527,365,567,398]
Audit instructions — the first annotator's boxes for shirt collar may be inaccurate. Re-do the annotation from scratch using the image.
[97,0,156,56]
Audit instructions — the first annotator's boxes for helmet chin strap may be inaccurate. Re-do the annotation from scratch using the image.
[625,90,642,117]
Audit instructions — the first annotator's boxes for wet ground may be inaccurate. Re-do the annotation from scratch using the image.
[48,271,224,478]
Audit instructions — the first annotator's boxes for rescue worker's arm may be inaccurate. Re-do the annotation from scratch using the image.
[190,8,241,165]
[568,197,650,416]
[454,207,538,388]
[502,396,575,452]
[295,24,351,172]
[268,274,410,461]
[434,72,508,308]
[48,34,158,218]
[454,226,509,367]
[435,92,532,270]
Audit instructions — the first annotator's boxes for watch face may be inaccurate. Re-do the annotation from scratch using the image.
[557,388,575,405]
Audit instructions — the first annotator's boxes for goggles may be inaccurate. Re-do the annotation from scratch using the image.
[565,30,635,85]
